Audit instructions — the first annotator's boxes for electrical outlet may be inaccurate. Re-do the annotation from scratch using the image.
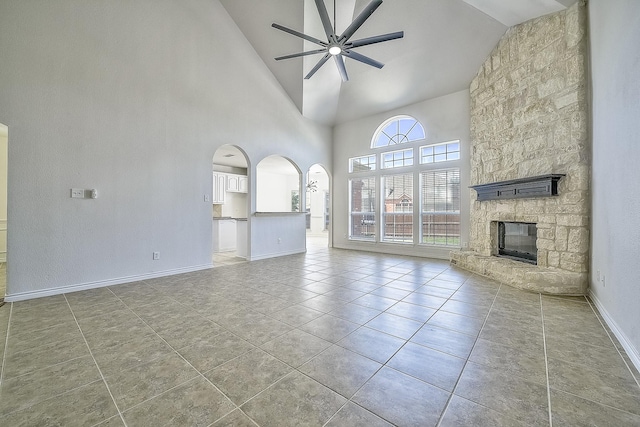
[70,188,84,199]
[153,252,160,260]
[277,238,282,244]
[204,194,210,202]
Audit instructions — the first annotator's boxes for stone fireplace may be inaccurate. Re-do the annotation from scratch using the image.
[451,1,589,295]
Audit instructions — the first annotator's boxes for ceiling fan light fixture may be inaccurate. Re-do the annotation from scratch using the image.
[272,0,403,82]
[328,45,342,56]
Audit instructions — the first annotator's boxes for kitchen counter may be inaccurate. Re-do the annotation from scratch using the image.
[212,218,248,256]
[254,212,305,217]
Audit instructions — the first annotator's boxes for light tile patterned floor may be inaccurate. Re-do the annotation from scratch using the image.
[1,243,639,426]
[212,251,248,268]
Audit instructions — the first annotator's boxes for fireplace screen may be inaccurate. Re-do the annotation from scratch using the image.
[498,222,537,264]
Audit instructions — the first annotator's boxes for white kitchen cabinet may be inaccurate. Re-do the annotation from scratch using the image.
[212,218,236,252]
[238,175,248,193]
[226,173,248,193]
[236,219,247,258]
[213,172,226,204]
[226,174,240,192]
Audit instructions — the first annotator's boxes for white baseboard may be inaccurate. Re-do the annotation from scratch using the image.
[4,263,213,302]
[248,248,305,261]
[333,241,452,260]
[590,291,640,375]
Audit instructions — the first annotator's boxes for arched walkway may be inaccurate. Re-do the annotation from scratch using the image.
[212,145,250,264]
[305,164,330,248]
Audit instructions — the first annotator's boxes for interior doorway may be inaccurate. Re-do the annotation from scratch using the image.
[0,123,7,302]
[211,145,249,266]
[306,164,330,248]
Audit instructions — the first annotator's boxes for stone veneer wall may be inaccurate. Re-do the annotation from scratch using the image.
[452,1,589,294]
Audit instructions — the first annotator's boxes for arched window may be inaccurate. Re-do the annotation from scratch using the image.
[349,114,460,247]
[371,115,425,148]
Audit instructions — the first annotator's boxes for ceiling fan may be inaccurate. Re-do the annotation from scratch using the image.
[272,0,404,82]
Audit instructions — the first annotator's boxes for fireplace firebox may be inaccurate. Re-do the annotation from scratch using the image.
[498,222,537,264]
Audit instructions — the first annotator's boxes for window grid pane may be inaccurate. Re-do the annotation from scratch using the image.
[382,174,413,243]
[350,155,376,172]
[372,117,425,148]
[420,141,460,164]
[382,148,413,169]
[350,177,376,240]
[421,168,460,246]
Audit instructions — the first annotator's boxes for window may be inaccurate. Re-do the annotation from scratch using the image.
[420,141,460,164]
[349,155,376,172]
[381,148,413,169]
[421,169,460,246]
[349,115,462,248]
[382,174,413,243]
[372,116,425,148]
[349,177,376,240]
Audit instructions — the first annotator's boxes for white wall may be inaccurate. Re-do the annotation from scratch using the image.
[250,214,306,261]
[0,124,7,262]
[256,170,288,212]
[332,90,471,259]
[0,0,331,300]
[589,0,640,368]
[221,192,248,219]
[256,169,300,212]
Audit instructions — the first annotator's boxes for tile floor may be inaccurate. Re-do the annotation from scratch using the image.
[212,250,248,268]
[1,242,639,426]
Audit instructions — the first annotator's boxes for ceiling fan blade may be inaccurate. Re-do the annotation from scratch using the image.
[334,54,349,82]
[314,0,336,40]
[348,31,404,48]
[275,49,327,61]
[305,53,332,79]
[338,0,383,43]
[272,23,327,47]
[343,50,384,69]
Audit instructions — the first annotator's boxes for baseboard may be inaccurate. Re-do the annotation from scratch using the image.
[589,291,640,375]
[4,263,213,302]
[333,241,452,260]
[248,248,305,261]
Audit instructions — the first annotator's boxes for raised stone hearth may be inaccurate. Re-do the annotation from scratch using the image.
[452,1,589,295]
[451,252,587,295]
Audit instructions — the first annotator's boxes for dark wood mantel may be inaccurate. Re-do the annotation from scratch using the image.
[471,174,565,201]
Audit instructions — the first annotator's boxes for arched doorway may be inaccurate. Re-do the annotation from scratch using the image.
[212,145,249,266]
[306,164,330,248]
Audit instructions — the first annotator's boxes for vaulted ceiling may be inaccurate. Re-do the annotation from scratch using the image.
[220,0,577,126]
